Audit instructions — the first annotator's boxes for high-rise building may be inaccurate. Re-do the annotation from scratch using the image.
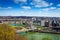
[51,20,59,27]
[45,20,49,27]
[41,20,45,27]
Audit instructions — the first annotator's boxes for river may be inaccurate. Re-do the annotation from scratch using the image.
[19,32,60,40]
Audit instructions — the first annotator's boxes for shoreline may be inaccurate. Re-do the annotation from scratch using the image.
[27,30,60,34]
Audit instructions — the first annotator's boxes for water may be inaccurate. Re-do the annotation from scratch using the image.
[19,32,60,40]
[8,24,60,40]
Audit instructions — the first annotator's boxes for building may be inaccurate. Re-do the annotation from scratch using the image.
[0,16,60,28]
[41,20,45,27]
[44,20,49,27]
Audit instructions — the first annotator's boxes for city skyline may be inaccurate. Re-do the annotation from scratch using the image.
[0,0,60,17]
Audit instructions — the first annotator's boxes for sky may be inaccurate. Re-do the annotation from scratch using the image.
[0,0,60,17]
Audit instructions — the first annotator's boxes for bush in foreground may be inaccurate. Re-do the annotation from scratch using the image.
[0,23,27,40]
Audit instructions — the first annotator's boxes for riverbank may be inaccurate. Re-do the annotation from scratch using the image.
[27,29,60,34]
[15,27,60,34]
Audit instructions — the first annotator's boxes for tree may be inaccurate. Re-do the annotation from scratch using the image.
[0,23,15,40]
[15,34,27,40]
[0,23,27,40]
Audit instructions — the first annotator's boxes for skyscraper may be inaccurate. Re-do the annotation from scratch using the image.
[45,20,49,27]
[41,20,45,27]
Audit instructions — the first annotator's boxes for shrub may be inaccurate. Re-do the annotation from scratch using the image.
[0,23,15,40]
[0,23,27,40]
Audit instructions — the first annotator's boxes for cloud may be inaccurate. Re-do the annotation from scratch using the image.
[31,0,50,7]
[57,4,60,6]
[50,3,53,6]
[0,7,12,9]
[42,7,56,11]
[42,8,49,11]
[14,0,27,3]
[14,0,53,8]
[21,6,31,10]
[50,7,56,9]
[7,7,12,9]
